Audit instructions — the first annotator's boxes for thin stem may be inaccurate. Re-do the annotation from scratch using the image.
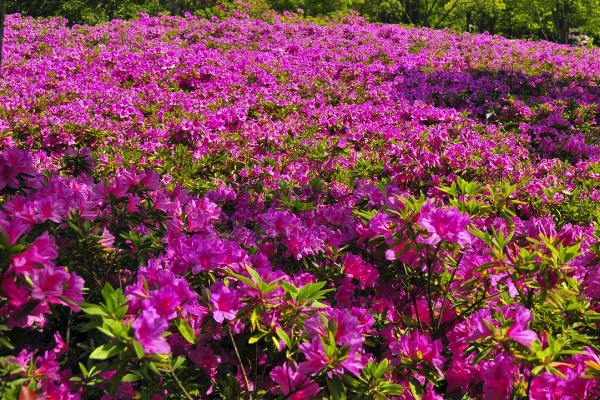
[228,329,252,399]
[1,374,10,400]
[422,243,441,330]
[170,370,195,400]
[66,309,72,346]
[435,252,462,336]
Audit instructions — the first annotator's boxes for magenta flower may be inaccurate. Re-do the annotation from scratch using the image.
[342,253,379,289]
[189,345,221,379]
[464,308,495,343]
[34,351,61,381]
[258,210,301,238]
[390,333,446,376]
[147,287,181,320]
[98,227,115,250]
[132,310,170,354]
[418,205,471,246]
[209,282,240,323]
[0,218,31,246]
[270,362,320,400]
[60,272,85,310]
[53,332,69,356]
[11,233,58,275]
[529,373,558,400]
[334,279,355,306]
[298,337,328,375]
[506,306,538,348]
[480,353,516,400]
[0,149,36,190]
[30,266,70,301]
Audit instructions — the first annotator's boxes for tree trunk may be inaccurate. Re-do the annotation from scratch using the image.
[466,10,472,32]
[0,0,5,72]
[553,1,571,44]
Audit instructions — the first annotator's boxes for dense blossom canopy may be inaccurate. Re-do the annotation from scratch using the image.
[0,8,600,400]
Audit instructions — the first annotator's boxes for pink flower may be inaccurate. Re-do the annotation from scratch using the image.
[146,287,181,320]
[419,205,471,246]
[390,333,446,376]
[298,337,328,375]
[121,167,161,190]
[506,306,538,348]
[342,254,379,289]
[132,310,170,354]
[34,196,65,223]
[11,233,58,275]
[270,362,320,400]
[61,272,85,310]
[209,282,240,323]
[31,266,70,301]
[189,345,221,379]
[99,227,115,250]
[480,353,516,400]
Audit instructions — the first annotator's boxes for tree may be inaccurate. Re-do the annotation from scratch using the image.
[442,0,505,32]
[504,0,600,43]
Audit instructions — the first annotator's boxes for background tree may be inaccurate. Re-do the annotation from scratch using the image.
[442,0,505,33]
[3,0,600,45]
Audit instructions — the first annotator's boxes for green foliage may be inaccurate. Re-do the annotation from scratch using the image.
[6,0,273,25]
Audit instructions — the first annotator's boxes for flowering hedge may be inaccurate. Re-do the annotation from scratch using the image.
[1,8,600,400]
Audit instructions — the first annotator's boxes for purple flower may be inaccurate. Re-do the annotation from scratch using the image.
[132,310,170,354]
[11,233,58,275]
[419,205,471,246]
[342,254,379,289]
[270,362,320,400]
[390,333,446,376]
[209,282,240,323]
[146,287,181,320]
[298,337,328,375]
[480,353,516,400]
[506,306,538,348]
[30,266,70,301]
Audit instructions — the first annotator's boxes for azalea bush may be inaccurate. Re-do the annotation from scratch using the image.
[0,8,600,400]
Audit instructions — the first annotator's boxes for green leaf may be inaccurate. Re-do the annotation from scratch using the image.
[133,340,145,359]
[89,343,124,360]
[408,376,423,400]
[327,376,347,400]
[80,303,108,316]
[0,332,15,350]
[228,271,257,289]
[248,332,266,345]
[281,280,299,299]
[122,374,141,382]
[246,265,262,285]
[275,328,292,348]
[531,365,545,376]
[472,346,494,364]
[174,317,196,345]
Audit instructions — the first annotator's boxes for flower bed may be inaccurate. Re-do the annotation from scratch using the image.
[1,10,600,400]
